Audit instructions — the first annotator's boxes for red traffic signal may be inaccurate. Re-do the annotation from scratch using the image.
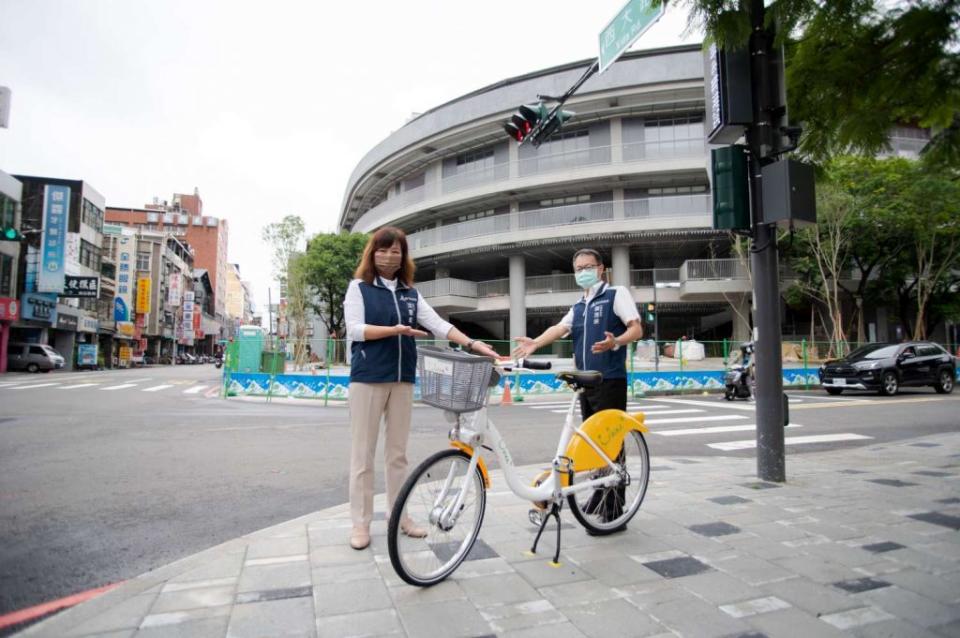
[503,103,547,143]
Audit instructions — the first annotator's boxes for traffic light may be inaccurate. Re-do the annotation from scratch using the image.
[530,108,575,147]
[503,103,547,143]
[1,225,21,241]
[711,145,750,230]
[644,303,656,323]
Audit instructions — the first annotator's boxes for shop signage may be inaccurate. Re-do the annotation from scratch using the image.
[119,346,132,363]
[117,321,135,337]
[0,297,19,321]
[77,343,98,367]
[56,312,79,331]
[135,277,151,314]
[62,275,100,298]
[21,292,57,323]
[113,297,129,322]
[38,184,70,293]
[168,273,182,306]
[114,233,134,321]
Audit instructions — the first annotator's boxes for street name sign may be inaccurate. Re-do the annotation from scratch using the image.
[598,0,665,73]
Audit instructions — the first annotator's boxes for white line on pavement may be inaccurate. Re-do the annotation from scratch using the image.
[60,383,101,389]
[708,433,872,451]
[656,423,804,437]
[649,398,758,412]
[645,414,748,425]
[142,385,174,392]
[183,385,209,394]
[633,409,704,416]
[0,382,23,387]
[11,383,62,390]
[102,384,138,391]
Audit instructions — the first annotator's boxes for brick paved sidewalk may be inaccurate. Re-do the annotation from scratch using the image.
[16,433,960,638]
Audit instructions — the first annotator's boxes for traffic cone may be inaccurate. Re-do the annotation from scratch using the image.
[501,379,513,406]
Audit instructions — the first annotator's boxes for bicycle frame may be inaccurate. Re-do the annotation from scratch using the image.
[439,389,625,525]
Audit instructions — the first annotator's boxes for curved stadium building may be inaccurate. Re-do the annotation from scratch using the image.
[338,45,754,352]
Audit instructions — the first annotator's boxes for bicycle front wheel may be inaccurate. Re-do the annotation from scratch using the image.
[388,449,486,587]
[567,430,650,535]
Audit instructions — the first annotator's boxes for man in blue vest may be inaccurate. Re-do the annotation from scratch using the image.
[513,248,642,529]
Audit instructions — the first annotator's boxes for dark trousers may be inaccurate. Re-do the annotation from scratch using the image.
[578,377,628,526]
[579,377,627,420]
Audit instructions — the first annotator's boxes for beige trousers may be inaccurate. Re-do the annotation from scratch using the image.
[348,381,414,528]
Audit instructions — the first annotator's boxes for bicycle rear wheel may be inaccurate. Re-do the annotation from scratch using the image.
[388,449,486,586]
[567,430,650,535]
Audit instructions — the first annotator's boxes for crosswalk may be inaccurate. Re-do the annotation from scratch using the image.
[0,378,220,398]
[509,394,873,453]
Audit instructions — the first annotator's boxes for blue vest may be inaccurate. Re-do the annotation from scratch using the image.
[350,277,420,384]
[571,283,628,380]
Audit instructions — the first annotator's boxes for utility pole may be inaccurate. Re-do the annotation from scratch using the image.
[746,0,785,482]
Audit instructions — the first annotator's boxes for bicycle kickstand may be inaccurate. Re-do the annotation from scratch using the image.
[530,502,563,565]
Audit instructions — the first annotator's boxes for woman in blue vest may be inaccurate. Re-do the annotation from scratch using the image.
[344,227,498,550]
[513,248,642,529]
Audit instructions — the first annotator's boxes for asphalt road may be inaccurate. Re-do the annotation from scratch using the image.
[1,365,958,630]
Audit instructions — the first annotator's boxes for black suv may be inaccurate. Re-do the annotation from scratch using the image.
[819,342,956,396]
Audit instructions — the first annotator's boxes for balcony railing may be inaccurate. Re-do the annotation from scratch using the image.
[361,138,707,223]
[415,278,478,298]
[408,194,711,252]
[425,269,683,301]
[681,259,750,281]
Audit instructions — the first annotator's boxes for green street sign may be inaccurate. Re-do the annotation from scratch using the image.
[598,0,665,73]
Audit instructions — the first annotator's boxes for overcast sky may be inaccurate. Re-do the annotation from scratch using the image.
[0,0,700,311]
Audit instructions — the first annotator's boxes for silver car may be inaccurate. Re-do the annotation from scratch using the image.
[6,342,66,373]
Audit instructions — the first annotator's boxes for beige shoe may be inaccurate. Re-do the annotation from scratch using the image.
[400,518,428,538]
[349,526,370,550]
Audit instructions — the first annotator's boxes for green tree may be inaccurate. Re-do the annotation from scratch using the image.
[262,215,306,292]
[298,231,369,360]
[664,0,960,166]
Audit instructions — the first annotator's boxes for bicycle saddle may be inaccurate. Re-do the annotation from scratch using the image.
[556,370,603,389]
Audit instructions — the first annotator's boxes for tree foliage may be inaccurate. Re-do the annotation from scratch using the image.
[664,0,960,167]
[298,231,369,348]
[783,156,960,344]
[261,215,306,288]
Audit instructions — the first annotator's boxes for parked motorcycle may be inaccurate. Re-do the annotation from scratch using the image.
[724,341,754,401]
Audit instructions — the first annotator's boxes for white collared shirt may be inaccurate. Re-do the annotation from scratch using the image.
[344,278,454,342]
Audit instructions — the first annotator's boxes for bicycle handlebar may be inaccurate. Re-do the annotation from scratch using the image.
[494,357,552,371]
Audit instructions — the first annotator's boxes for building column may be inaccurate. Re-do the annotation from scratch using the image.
[509,254,526,340]
[611,245,630,288]
[0,321,9,374]
[731,294,752,343]
[508,137,520,179]
[610,117,623,164]
[613,188,625,220]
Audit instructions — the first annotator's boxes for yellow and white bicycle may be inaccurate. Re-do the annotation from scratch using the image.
[387,346,651,587]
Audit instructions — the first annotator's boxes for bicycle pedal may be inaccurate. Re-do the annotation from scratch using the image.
[528,509,544,527]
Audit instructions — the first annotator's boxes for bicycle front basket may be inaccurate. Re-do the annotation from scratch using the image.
[417,346,494,413]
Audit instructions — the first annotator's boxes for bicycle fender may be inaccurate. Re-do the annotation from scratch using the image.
[564,409,648,473]
[449,441,490,488]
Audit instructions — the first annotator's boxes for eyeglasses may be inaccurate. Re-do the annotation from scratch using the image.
[573,264,600,273]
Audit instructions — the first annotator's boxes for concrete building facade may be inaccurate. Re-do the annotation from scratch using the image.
[339,46,753,350]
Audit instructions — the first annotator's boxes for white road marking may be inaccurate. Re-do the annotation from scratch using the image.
[11,383,61,390]
[60,383,101,389]
[183,385,209,394]
[708,433,872,451]
[632,409,704,416]
[0,382,23,387]
[656,423,804,437]
[102,384,137,391]
[142,385,174,392]
[646,414,748,425]
[651,398,758,411]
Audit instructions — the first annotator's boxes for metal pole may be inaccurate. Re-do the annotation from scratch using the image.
[748,0,786,482]
[653,268,660,372]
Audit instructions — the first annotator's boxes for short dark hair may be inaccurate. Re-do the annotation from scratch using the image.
[572,248,603,266]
